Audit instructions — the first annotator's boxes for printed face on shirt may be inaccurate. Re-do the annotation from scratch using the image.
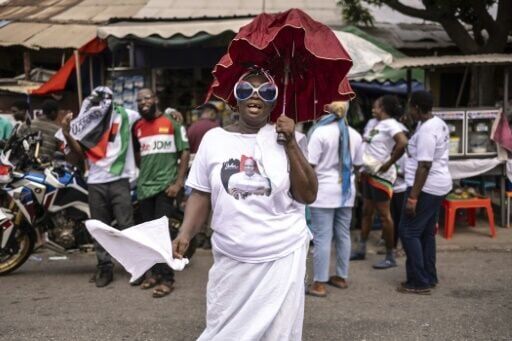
[243,158,256,176]
[364,128,379,143]
[222,156,272,200]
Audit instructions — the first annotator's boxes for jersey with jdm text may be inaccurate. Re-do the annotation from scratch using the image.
[133,114,189,200]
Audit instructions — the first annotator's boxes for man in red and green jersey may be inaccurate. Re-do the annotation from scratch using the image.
[133,88,190,298]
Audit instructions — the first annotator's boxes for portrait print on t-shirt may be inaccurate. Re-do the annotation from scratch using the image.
[221,156,272,200]
[364,127,379,143]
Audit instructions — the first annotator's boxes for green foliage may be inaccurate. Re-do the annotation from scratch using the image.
[422,0,496,25]
[338,0,498,27]
[338,0,375,26]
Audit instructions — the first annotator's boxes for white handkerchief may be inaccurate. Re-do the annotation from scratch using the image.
[85,216,189,283]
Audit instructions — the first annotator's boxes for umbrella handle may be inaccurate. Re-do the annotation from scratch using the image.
[277,132,287,145]
[277,59,291,145]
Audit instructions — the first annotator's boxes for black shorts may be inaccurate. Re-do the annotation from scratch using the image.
[362,174,393,202]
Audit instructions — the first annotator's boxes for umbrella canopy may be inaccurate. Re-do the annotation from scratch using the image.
[210,8,354,122]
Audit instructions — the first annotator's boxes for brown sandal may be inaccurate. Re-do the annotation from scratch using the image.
[152,281,174,298]
[306,282,327,297]
[140,276,159,289]
[327,276,348,289]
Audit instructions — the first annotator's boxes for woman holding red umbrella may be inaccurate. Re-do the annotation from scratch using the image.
[173,67,317,340]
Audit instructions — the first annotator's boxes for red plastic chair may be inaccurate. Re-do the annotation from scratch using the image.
[442,197,496,239]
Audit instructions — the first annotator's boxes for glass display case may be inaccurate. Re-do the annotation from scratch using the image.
[433,108,465,157]
[465,108,500,157]
[106,68,149,111]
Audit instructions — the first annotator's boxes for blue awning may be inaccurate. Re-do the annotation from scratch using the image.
[350,80,424,96]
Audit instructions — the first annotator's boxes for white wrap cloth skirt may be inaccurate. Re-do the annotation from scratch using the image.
[197,240,309,341]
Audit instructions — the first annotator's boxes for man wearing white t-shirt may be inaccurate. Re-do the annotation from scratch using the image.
[61,88,139,288]
[307,107,363,297]
[397,91,452,295]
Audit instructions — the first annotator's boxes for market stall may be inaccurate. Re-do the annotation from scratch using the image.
[390,54,512,227]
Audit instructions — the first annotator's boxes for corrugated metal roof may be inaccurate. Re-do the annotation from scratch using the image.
[0,0,81,21]
[25,24,97,49]
[80,0,147,5]
[362,23,454,49]
[0,22,51,46]
[0,0,342,25]
[0,21,96,48]
[50,3,146,23]
[0,5,39,20]
[50,4,106,22]
[391,54,512,69]
[98,18,252,39]
[25,5,70,20]
[90,5,144,22]
[133,0,342,26]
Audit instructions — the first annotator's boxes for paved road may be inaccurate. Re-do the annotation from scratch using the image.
[1,244,511,340]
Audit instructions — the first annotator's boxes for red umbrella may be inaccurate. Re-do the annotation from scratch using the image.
[209,8,355,123]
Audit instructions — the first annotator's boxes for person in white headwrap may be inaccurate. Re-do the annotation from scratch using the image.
[306,101,363,296]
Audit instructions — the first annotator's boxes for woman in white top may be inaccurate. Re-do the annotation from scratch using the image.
[351,95,408,270]
[397,91,452,295]
[172,67,318,340]
[306,102,364,297]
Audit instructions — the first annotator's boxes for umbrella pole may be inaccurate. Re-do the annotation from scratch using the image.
[313,78,317,121]
[277,60,289,145]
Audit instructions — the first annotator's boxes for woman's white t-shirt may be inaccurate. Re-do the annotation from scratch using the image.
[186,127,309,263]
[393,154,407,193]
[308,123,363,208]
[405,116,452,196]
[363,118,404,162]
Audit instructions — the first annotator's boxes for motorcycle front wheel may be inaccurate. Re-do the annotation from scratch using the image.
[0,226,35,275]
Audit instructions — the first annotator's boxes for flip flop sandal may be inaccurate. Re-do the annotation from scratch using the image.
[140,277,159,290]
[152,282,174,298]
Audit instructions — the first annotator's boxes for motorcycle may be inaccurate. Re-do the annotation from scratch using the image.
[0,130,91,275]
[0,130,195,276]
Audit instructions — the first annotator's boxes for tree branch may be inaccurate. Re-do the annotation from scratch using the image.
[484,0,512,52]
[380,0,440,21]
[438,17,479,53]
[469,0,498,36]
[496,0,512,30]
[472,22,485,47]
